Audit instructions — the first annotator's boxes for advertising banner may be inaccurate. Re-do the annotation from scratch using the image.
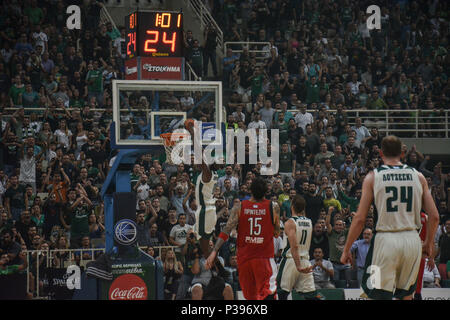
[140,57,184,80]
[100,261,156,300]
[45,268,76,300]
[125,58,138,80]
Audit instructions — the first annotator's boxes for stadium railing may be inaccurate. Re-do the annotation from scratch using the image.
[286,108,450,138]
[99,3,118,30]
[188,0,224,51]
[224,41,272,67]
[185,61,200,81]
[3,107,449,139]
[23,246,177,299]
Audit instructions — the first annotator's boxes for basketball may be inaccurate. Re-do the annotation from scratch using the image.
[184,119,195,130]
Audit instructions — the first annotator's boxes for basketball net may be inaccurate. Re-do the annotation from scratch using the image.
[160,132,190,165]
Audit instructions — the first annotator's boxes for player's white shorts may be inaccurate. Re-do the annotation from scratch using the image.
[277,257,315,294]
[194,205,217,239]
[361,230,421,299]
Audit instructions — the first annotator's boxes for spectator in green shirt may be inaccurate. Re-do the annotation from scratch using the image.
[85,158,103,183]
[223,179,238,210]
[280,189,297,222]
[305,76,320,105]
[367,88,389,110]
[9,75,26,106]
[0,252,27,275]
[325,206,351,284]
[106,23,121,41]
[69,191,93,248]
[278,142,295,184]
[85,59,106,107]
[250,66,265,100]
[24,0,44,25]
[338,185,361,214]
[22,83,39,108]
[130,164,142,190]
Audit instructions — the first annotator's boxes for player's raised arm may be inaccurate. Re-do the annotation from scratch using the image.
[185,119,212,183]
[418,172,439,259]
[205,200,241,269]
[341,171,374,265]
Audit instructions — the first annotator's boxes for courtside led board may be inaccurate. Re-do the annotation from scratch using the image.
[126,11,183,59]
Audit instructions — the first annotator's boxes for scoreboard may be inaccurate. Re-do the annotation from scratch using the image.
[125,11,183,59]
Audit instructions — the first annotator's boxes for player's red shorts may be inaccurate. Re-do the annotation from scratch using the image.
[238,258,278,300]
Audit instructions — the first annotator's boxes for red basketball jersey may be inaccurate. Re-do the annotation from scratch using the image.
[419,211,427,242]
[237,199,275,265]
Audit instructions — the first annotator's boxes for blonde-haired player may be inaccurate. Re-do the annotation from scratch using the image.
[341,135,439,300]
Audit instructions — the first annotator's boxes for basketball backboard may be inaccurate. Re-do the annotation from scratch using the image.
[111,80,224,148]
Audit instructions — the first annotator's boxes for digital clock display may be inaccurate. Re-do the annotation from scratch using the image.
[125,11,183,59]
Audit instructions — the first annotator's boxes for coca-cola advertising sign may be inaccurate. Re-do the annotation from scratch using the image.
[109,274,148,300]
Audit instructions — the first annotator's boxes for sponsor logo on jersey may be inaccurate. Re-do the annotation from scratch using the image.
[245,236,264,244]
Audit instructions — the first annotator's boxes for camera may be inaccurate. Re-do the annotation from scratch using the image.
[189,233,196,239]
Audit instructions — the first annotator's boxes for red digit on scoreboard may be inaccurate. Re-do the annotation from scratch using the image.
[127,32,136,55]
[162,32,176,52]
[144,30,159,52]
[129,13,135,29]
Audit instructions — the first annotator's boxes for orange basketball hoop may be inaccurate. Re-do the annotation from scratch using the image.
[160,132,190,164]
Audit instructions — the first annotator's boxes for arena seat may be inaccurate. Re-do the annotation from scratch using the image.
[333,280,347,288]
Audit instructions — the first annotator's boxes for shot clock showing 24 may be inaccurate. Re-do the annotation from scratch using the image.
[125,11,184,58]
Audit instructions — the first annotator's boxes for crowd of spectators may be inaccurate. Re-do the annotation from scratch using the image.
[0,0,449,299]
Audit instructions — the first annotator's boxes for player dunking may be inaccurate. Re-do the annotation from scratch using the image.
[340,135,439,300]
[205,177,281,300]
[185,119,219,257]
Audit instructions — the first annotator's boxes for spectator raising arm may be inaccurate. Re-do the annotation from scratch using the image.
[182,182,194,213]
[326,206,334,235]
[60,167,71,186]
[146,201,158,227]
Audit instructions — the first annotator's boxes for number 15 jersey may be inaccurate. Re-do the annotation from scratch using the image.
[237,199,275,265]
[373,165,423,232]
